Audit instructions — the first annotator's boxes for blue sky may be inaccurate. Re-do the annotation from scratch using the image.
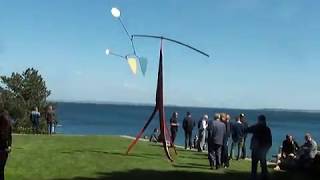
[1,0,320,110]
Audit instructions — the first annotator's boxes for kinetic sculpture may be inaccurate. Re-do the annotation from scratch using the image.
[106,7,209,161]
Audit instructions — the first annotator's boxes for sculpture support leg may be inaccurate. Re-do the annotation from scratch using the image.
[126,39,174,161]
[157,41,173,161]
[126,106,157,154]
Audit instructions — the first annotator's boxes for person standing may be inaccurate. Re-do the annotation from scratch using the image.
[30,107,40,134]
[170,112,179,145]
[207,113,226,170]
[182,112,195,150]
[240,113,248,159]
[246,115,272,180]
[230,116,245,160]
[197,114,208,152]
[221,113,231,168]
[0,111,12,180]
[45,105,55,135]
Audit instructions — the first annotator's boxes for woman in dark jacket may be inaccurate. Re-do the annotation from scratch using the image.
[0,111,12,180]
[46,105,55,135]
[170,112,179,144]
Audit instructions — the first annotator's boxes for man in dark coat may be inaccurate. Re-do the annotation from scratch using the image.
[281,134,299,158]
[170,112,179,144]
[182,112,195,150]
[230,116,245,160]
[221,113,231,168]
[0,111,12,180]
[240,113,248,159]
[207,113,226,170]
[246,115,272,180]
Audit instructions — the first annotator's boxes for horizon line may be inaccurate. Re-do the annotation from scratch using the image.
[48,99,320,113]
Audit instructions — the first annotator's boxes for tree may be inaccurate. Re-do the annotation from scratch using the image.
[0,68,52,133]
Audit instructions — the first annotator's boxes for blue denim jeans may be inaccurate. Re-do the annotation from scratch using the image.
[230,138,244,160]
[32,119,40,133]
[47,122,53,134]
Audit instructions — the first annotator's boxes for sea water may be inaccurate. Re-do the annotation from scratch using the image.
[56,102,320,159]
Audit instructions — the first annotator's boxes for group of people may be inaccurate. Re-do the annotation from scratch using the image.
[168,111,272,180]
[148,110,320,179]
[30,105,56,135]
[274,133,318,171]
[170,112,249,159]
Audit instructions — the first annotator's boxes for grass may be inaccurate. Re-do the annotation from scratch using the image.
[6,135,316,180]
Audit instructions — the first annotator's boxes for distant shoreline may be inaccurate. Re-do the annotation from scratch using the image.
[52,101,320,113]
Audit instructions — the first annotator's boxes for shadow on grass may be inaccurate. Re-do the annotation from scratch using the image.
[172,162,211,170]
[60,150,160,160]
[49,168,319,180]
[51,169,251,180]
[178,155,207,160]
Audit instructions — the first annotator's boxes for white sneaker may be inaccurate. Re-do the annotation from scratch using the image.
[273,166,280,171]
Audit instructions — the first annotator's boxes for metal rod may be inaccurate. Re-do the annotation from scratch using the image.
[118,18,132,41]
[130,39,137,55]
[132,34,210,58]
[109,52,127,59]
[118,18,137,56]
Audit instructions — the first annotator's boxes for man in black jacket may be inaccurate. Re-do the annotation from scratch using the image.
[0,111,12,180]
[230,116,245,160]
[281,135,299,158]
[240,113,248,159]
[221,113,231,168]
[182,112,195,150]
[246,115,272,180]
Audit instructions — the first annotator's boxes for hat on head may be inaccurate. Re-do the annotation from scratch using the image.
[240,113,245,118]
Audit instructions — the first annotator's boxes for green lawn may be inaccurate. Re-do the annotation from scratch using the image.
[6,135,314,180]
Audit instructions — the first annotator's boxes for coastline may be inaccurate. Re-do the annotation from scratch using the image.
[54,101,320,112]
